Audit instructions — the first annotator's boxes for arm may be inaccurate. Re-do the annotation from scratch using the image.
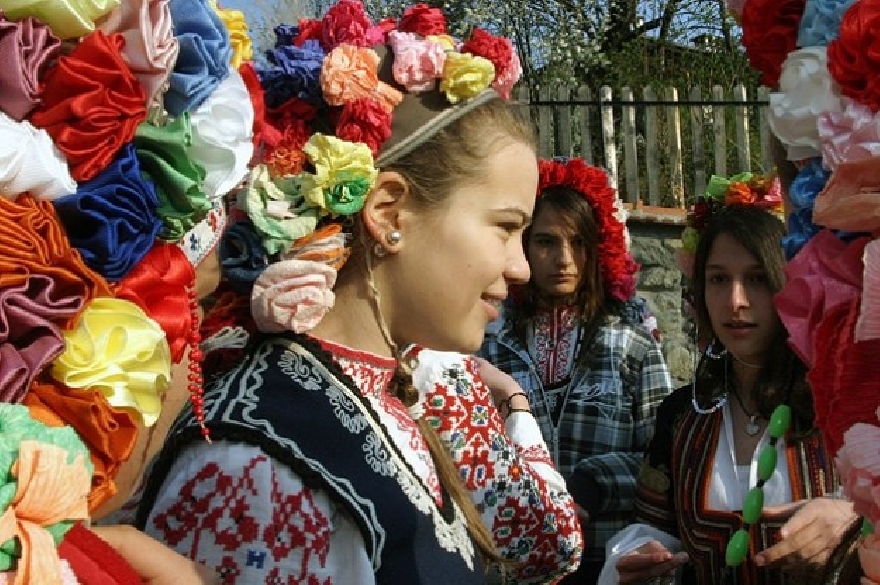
[142,440,374,584]
[414,350,583,584]
[568,332,674,518]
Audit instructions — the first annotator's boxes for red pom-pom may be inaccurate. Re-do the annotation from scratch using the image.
[336,98,393,156]
[320,0,373,51]
[461,28,515,80]
[397,3,447,37]
[741,0,806,88]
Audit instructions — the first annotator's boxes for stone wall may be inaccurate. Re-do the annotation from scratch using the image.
[627,206,696,387]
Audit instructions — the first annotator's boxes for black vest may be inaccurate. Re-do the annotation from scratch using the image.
[137,334,485,583]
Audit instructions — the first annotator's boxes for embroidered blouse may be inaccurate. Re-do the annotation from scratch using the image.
[141,339,582,583]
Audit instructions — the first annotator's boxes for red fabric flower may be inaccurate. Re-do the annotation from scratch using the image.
[368,17,398,44]
[828,0,880,113]
[320,0,373,51]
[809,298,880,456]
[461,28,514,80]
[239,62,277,150]
[336,98,392,156]
[294,18,323,46]
[267,95,318,129]
[397,3,447,37]
[537,158,638,302]
[741,0,806,88]
[29,31,147,182]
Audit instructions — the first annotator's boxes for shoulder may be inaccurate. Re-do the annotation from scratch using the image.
[596,318,662,361]
[656,384,695,421]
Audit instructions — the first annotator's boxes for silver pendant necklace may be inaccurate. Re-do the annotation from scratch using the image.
[730,382,762,436]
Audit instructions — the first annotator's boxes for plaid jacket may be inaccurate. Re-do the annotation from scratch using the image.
[479,304,673,563]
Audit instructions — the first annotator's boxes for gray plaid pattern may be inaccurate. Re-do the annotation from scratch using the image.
[480,307,674,562]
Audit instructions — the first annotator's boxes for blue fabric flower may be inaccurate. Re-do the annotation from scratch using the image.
[220,222,269,293]
[788,158,830,212]
[783,208,821,260]
[274,24,300,47]
[797,0,858,47]
[53,145,162,281]
[257,40,325,107]
[166,0,232,116]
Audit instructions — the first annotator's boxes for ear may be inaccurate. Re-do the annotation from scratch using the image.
[362,171,410,250]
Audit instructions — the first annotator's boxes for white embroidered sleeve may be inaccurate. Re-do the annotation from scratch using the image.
[143,440,375,584]
[415,350,583,583]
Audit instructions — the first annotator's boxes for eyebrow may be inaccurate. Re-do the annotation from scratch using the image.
[705,263,764,271]
[495,207,532,227]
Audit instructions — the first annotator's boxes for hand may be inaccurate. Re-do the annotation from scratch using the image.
[754,498,858,576]
[473,357,524,405]
[615,540,689,584]
[90,525,219,585]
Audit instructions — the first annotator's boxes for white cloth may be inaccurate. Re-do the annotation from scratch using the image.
[0,112,76,200]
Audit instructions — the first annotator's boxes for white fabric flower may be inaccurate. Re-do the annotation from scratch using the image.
[0,112,76,200]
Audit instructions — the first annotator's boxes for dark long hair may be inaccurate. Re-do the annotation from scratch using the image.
[512,186,607,349]
[691,205,813,431]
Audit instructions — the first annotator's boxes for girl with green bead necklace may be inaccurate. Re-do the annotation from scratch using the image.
[598,205,863,585]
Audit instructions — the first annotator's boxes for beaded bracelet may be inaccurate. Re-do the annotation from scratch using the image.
[505,407,532,420]
[725,404,792,567]
[496,392,528,419]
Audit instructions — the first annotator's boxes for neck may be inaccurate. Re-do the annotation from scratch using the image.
[309,267,396,359]
[731,357,760,410]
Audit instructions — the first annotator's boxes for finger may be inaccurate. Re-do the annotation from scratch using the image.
[618,555,687,582]
[617,552,674,572]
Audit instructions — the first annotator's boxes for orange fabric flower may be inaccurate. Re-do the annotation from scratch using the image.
[24,379,138,514]
[725,182,758,205]
[0,194,111,329]
[320,45,402,111]
[29,31,147,182]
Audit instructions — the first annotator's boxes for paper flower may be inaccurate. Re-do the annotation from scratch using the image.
[440,52,495,104]
[259,40,325,108]
[797,0,858,47]
[397,3,447,37]
[250,259,337,333]
[336,98,393,157]
[238,164,319,255]
[741,0,806,87]
[319,0,374,51]
[50,298,171,427]
[461,28,521,100]
[818,98,880,170]
[298,133,378,215]
[828,0,880,113]
[212,3,252,68]
[388,31,446,93]
[320,44,403,112]
[768,47,844,161]
[835,422,880,525]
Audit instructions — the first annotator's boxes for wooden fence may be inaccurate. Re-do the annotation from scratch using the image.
[518,84,772,209]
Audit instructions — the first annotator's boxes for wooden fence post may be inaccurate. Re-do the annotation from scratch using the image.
[555,85,572,157]
[712,85,727,177]
[600,86,618,189]
[577,86,593,163]
[665,87,685,208]
[757,86,773,173]
[621,87,640,204]
[690,86,706,201]
[538,85,553,158]
[734,83,751,173]
[644,87,660,206]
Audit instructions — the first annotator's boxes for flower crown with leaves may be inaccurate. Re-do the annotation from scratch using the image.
[229,0,523,335]
[675,172,783,280]
[533,157,639,303]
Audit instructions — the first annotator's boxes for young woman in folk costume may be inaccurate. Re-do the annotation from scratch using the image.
[135,1,583,582]
[477,157,674,583]
[0,0,257,581]
[601,193,862,584]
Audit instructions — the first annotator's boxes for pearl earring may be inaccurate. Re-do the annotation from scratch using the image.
[385,230,402,245]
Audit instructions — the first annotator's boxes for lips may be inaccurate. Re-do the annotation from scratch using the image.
[480,295,505,321]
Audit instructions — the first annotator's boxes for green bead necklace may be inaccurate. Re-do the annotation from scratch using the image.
[724,404,792,567]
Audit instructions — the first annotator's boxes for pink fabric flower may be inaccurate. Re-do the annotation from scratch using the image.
[836,423,880,526]
[818,98,880,171]
[98,0,180,107]
[0,13,60,120]
[250,260,337,334]
[388,31,446,93]
[860,534,880,584]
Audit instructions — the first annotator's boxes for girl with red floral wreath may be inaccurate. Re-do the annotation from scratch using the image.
[479,157,675,583]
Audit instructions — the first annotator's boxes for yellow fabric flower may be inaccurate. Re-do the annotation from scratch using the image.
[50,298,171,427]
[427,34,456,52]
[212,4,253,68]
[440,52,495,104]
[2,0,120,40]
[298,134,378,215]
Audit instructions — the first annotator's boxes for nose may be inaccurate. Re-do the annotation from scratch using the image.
[556,241,574,267]
[730,279,749,310]
[504,240,531,285]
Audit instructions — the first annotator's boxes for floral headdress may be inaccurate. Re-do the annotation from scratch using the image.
[534,157,639,304]
[219,0,523,337]
[675,172,783,280]
[0,0,257,579]
[731,0,880,566]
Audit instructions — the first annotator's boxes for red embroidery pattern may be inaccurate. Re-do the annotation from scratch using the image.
[533,305,579,386]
